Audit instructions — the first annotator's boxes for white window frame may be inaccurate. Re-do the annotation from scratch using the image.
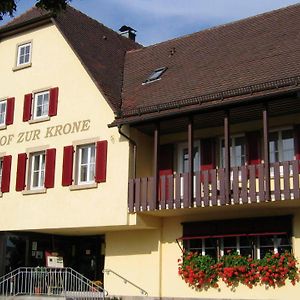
[17,42,32,67]
[29,152,46,190]
[33,91,50,120]
[269,127,294,163]
[0,100,7,126]
[177,141,201,173]
[220,134,246,168]
[77,144,96,185]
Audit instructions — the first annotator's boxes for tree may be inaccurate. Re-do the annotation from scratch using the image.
[0,0,71,20]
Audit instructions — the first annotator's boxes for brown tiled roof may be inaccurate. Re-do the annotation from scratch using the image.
[0,6,141,112]
[120,3,300,122]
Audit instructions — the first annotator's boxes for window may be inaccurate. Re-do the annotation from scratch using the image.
[143,67,167,84]
[62,140,108,188]
[17,42,31,66]
[33,91,49,119]
[0,100,7,126]
[23,88,59,122]
[29,152,45,189]
[177,141,200,173]
[269,129,294,163]
[220,136,246,168]
[16,149,56,192]
[77,144,96,185]
[182,216,292,260]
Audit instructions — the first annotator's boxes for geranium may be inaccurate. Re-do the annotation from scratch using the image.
[178,251,299,290]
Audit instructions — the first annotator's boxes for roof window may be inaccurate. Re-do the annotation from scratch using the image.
[143,67,167,84]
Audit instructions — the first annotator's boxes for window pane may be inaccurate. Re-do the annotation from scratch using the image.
[80,165,88,182]
[282,130,294,161]
[81,148,89,164]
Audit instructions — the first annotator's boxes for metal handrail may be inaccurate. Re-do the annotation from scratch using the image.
[0,267,108,299]
[103,269,148,296]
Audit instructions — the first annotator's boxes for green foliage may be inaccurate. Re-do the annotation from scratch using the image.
[0,0,71,20]
[178,251,300,290]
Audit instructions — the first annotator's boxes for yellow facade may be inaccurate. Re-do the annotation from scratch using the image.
[1,6,300,300]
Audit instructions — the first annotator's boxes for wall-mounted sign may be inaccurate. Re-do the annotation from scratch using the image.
[46,256,64,268]
[0,119,91,146]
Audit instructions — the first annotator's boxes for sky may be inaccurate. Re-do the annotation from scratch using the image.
[0,0,299,45]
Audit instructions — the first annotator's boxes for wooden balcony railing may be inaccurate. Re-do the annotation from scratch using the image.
[128,160,300,213]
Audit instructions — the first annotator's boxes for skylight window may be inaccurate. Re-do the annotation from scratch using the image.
[143,67,167,84]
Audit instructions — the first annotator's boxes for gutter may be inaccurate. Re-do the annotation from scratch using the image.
[118,125,137,178]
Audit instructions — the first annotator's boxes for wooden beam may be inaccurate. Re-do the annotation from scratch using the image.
[224,110,231,204]
[188,116,194,207]
[263,103,270,201]
[153,123,160,209]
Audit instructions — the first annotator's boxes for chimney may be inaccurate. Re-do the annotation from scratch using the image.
[119,25,136,41]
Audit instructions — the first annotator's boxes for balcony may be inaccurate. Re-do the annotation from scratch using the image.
[128,160,300,212]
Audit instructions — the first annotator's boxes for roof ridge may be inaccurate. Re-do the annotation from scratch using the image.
[130,2,300,51]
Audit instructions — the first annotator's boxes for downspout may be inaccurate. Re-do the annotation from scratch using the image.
[118,125,137,178]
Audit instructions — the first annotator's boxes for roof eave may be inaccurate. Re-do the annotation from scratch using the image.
[0,13,53,39]
[109,85,300,128]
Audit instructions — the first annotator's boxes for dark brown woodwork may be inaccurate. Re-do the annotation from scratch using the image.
[232,167,239,204]
[183,173,189,208]
[241,165,248,204]
[188,116,194,206]
[175,173,181,208]
[211,169,217,206]
[195,171,201,207]
[274,163,281,200]
[135,178,141,212]
[283,161,290,200]
[258,164,265,201]
[263,104,270,201]
[128,179,135,212]
[203,170,209,206]
[153,123,160,209]
[219,168,226,205]
[141,177,148,210]
[292,160,300,199]
[160,176,166,209]
[167,175,174,208]
[249,165,256,203]
[224,110,231,204]
[149,177,156,210]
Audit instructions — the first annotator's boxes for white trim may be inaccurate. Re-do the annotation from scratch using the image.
[77,144,96,185]
[33,90,50,120]
[29,152,45,190]
[16,42,32,67]
[0,99,7,127]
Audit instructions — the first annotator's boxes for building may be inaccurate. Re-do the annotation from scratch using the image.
[1,3,300,300]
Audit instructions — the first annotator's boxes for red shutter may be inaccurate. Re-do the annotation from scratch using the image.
[49,87,59,117]
[246,131,261,165]
[62,145,74,186]
[200,138,216,171]
[44,148,56,188]
[16,153,27,191]
[5,98,15,125]
[95,140,108,183]
[23,94,32,122]
[294,125,300,160]
[159,144,174,200]
[1,155,12,193]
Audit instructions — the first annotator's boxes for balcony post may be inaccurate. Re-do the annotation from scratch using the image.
[263,103,270,201]
[224,110,231,204]
[188,116,194,207]
[152,122,160,209]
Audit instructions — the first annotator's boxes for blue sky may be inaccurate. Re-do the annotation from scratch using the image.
[1,0,299,45]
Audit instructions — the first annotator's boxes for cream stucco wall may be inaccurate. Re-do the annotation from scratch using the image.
[105,204,300,299]
[0,24,131,232]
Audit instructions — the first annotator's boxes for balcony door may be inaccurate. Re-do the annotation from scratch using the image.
[177,141,200,173]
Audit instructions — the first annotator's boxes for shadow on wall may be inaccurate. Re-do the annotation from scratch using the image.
[106,229,160,256]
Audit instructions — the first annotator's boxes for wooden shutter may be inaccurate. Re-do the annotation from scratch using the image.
[200,138,216,170]
[294,125,300,160]
[95,140,108,183]
[16,153,27,191]
[44,148,56,188]
[49,87,59,117]
[1,155,12,193]
[5,98,15,125]
[23,93,32,122]
[62,145,74,186]
[246,131,261,165]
